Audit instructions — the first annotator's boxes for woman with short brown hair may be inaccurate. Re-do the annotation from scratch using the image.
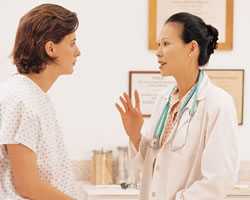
[0,3,81,200]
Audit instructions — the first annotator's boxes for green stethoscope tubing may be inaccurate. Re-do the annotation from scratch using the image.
[154,70,204,141]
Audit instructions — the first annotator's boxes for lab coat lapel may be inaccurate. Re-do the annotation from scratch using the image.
[165,72,210,145]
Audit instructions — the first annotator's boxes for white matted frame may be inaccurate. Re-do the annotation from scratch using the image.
[148,0,234,50]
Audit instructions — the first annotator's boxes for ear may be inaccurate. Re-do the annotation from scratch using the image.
[188,40,199,57]
[45,41,56,58]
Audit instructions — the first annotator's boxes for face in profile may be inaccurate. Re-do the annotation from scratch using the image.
[48,32,81,75]
[156,22,191,78]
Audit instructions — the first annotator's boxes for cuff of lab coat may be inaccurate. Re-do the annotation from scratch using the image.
[139,136,150,159]
[175,190,184,200]
[129,136,150,169]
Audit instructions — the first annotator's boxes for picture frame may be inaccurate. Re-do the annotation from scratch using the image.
[129,69,244,125]
[148,0,234,50]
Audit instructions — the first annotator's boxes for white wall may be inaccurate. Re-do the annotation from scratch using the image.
[0,0,249,160]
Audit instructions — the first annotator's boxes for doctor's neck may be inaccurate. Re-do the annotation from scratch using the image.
[175,68,199,100]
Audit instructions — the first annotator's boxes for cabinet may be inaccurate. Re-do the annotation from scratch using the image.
[78,182,250,200]
[226,186,250,199]
[81,183,138,200]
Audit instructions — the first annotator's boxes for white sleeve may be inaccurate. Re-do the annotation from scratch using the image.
[129,88,172,170]
[175,96,239,200]
[0,99,40,153]
[128,136,151,170]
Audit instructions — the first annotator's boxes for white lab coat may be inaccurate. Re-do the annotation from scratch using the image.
[130,72,239,200]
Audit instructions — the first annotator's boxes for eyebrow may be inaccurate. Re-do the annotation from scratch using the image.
[157,37,170,43]
[161,37,169,40]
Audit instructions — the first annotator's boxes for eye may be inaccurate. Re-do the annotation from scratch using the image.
[71,40,76,47]
[163,41,170,46]
[157,42,160,47]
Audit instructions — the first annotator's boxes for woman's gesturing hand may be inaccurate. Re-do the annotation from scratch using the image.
[115,90,144,145]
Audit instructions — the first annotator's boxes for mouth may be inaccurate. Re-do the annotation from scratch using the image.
[158,61,167,69]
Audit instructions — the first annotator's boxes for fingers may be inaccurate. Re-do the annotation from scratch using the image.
[116,93,131,115]
[123,92,132,110]
[134,90,141,112]
[116,92,137,115]
[115,103,125,116]
[119,96,129,112]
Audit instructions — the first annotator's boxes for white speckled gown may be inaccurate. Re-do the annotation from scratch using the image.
[0,74,82,199]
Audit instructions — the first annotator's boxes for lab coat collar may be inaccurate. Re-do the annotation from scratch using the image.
[183,71,210,110]
[196,71,210,101]
[161,71,210,110]
[162,72,211,109]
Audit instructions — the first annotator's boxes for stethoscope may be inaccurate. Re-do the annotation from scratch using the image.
[149,70,204,150]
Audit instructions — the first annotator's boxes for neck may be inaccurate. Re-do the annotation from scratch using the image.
[25,64,59,92]
[175,68,199,100]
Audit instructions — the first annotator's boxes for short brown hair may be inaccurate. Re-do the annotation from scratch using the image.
[12,4,79,74]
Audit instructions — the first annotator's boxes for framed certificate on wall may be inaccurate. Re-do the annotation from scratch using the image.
[129,71,176,117]
[149,0,234,50]
[129,69,244,125]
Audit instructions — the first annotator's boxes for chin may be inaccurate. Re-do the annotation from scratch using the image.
[159,70,164,76]
[160,70,170,77]
[61,69,74,75]
[66,66,74,74]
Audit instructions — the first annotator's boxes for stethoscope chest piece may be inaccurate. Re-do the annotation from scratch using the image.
[151,137,160,149]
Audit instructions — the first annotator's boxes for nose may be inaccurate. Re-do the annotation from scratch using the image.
[76,46,81,57]
[156,46,162,58]
[77,50,81,57]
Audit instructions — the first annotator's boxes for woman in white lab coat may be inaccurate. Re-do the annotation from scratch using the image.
[116,12,239,200]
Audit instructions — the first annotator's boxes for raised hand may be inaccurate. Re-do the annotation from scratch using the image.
[115,90,143,147]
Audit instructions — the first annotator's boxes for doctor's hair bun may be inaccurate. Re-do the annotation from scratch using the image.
[166,12,219,66]
[206,24,218,55]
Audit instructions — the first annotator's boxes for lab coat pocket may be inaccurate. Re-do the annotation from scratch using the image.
[169,111,190,152]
